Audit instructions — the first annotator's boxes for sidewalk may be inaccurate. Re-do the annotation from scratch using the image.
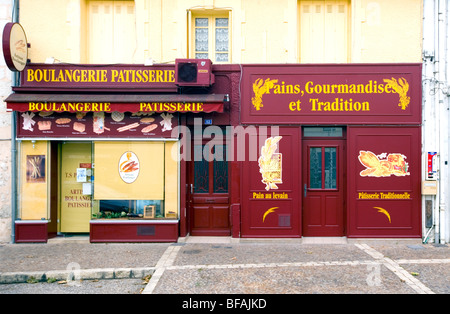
[0,236,449,294]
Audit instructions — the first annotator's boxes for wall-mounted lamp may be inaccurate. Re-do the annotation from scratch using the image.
[31,140,36,149]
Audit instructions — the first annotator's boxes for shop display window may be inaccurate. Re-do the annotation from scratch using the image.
[91,141,179,220]
[92,200,170,219]
[17,141,50,220]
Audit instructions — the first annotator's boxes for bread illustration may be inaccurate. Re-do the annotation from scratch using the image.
[140,117,155,123]
[141,124,158,133]
[73,122,85,133]
[38,120,52,130]
[358,151,409,177]
[56,118,71,124]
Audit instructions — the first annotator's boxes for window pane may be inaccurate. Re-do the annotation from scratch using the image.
[303,127,343,137]
[213,145,228,193]
[194,145,209,193]
[309,147,322,188]
[215,53,229,62]
[196,53,209,59]
[195,18,208,26]
[215,28,229,51]
[324,148,337,189]
[195,28,209,51]
[215,18,228,27]
[19,141,49,220]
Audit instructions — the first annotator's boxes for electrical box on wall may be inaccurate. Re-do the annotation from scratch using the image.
[422,180,437,195]
[175,59,215,87]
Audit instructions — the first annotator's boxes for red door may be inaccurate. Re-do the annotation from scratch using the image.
[188,141,231,236]
[302,139,345,236]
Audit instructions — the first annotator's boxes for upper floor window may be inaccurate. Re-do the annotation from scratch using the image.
[298,0,350,63]
[88,0,136,64]
[190,11,231,63]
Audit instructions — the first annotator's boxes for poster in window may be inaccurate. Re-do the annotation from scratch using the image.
[26,155,46,183]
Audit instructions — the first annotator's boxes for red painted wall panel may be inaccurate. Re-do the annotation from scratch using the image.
[90,222,178,243]
[15,222,48,243]
[240,127,301,237]
[347,127,421,237]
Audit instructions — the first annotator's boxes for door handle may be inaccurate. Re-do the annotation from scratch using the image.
[190,184,193,194]
[304,184,307,197]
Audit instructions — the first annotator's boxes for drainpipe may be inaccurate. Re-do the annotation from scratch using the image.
[10,0,19,243]
[434,0,441,244]
[423,0,439,244]
[439,0,449,244]
[437,0,448,244]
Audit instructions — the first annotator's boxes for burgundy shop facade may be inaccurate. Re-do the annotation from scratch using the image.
[6,62,239,243]
[238,64,422,239]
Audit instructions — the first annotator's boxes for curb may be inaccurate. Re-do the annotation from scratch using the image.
[0,267,155,284]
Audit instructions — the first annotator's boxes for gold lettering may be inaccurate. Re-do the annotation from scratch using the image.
[156,70,163,82]
[289,100,301,111]
[111,70,119,82]
[88,70,95,82]
[27,69,35,82]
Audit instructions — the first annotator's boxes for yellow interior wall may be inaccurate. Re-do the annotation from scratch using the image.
[19,141,49,220]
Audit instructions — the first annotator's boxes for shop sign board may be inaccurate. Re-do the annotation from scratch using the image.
[9,101,221,113]
[241,64,422,125]
[19,64,177,91]
[2,23,28,72]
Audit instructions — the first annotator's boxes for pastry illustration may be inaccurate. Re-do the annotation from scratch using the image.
[39,111,54,117]
[111,111,125,122]
[76,112,87,120]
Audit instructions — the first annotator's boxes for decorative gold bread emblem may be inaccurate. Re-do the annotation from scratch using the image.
[252,78,279,111]
[383,77,410,110]
[258,136,283,190]
[358,151,409,177]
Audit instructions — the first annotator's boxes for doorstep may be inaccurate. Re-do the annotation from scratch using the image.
[47,234,90,244]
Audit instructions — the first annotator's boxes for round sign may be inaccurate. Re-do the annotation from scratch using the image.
[118,151,140,184]
[2,22,28,72]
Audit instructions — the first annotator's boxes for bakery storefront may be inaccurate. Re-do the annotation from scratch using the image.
[240,64,422,239]
[6,62,229,243]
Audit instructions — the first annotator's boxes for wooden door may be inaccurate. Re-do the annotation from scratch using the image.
[302,139,345,236]
[60,142,92,233]
[188,142,230,236]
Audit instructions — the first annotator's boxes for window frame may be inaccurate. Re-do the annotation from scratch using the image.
[188,10,232,63]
